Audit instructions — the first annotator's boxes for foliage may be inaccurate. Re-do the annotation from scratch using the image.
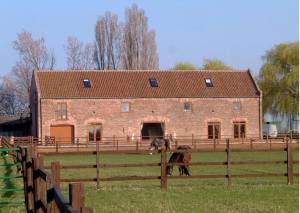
[258,42,299,116]
[174,62,197,71]
[202,59,232,70]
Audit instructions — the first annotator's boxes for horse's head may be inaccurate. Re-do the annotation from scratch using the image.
[149,138,157,151]
[166,165,173,176]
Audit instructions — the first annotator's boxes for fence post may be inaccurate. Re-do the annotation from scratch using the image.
[55,142,58,153]
[113,135,116,149]
[192,134,195,148]
[21,148,29,212]
[51,162,61,189]
[33,156,44,213]
[69,182,85,212]
[287,144,294,185]
[213,138,216,151]
[46,175,59,213]
[96,139,100,190]
[250,139,253,151]
[160,148,167,189]
[136,139,139,151]
[226,139,231,186]
[26,146,35,212]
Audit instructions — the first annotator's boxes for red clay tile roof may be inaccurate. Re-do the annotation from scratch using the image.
[35,70,260,99]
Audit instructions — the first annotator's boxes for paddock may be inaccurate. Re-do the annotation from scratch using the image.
[0,136,299,212]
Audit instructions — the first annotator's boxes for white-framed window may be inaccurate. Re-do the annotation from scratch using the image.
[121,103,130,112]
[233,122,246,138]
[83,79,91,88]
[184,102,193,111]
[149,78,158,87]
[57,103,67,120]
[233,102,241,110]
[205,78,213,87]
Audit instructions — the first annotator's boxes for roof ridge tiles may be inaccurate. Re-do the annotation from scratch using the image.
[36,69,248,73]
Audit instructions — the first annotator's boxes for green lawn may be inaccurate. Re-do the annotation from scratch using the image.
[0,150,299,213]
[46,151,298,213]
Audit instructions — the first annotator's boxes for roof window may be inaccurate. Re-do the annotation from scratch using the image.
[149,78,158,87]
[205,78,213,87]
[83,79,91,88]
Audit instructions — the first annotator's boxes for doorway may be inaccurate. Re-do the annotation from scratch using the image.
[207,122,221,140]
[50,125,74,144]
[88,124,102,143]
[141,123,164,140]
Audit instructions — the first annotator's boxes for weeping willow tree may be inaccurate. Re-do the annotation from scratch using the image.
[258,41,299,129]
[174,62,197,71]
[202,59,232,70]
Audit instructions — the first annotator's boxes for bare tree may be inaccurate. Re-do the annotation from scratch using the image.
[65,36,82,70]
[13,31,55,70]
[95,12,121,69]
[1,30,56,114]
[121,4,159,70]
[82,43,96,70]
[11,62,32,105]
[65,36,95,70]
[0,77,25,114]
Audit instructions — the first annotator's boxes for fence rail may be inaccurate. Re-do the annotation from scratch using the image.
[11,134,299,146]
[9,134,299,154]
[41,139,298,189]
[0,136,94,213]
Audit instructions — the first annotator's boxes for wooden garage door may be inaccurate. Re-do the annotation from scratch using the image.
[50,125,74,144]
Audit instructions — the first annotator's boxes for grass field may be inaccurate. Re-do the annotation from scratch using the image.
[0,154,24,213]
[0,150,299,213]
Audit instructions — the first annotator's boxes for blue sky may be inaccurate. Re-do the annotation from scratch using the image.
[0,0,298,76]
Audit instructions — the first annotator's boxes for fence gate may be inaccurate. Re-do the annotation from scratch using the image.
[0,147,25,207]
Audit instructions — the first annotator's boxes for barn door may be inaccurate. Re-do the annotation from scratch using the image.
[50,125,74,144]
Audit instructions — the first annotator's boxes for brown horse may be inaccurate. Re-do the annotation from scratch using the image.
[166,145,192,176]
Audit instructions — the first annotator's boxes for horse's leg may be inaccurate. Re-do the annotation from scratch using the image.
[186,167,190,176]
[169,165,173,176]
[180,166,184,176]
[178,166,182,176]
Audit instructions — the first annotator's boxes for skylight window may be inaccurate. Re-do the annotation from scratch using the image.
[149,78,158,87]
[205,78,213,87]
[83,79,91,88]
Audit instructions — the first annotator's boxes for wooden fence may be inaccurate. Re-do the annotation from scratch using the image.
[42,139,299,189]
[11,134,299,154]
[0,137,93,213]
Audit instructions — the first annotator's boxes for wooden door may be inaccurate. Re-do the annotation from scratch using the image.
[50,125,74,144]
[88,124,102,143]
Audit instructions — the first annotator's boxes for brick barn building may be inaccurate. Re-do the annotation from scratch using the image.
[30,70,262,143]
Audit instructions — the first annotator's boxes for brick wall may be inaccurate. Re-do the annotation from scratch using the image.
[37,97,261,141]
